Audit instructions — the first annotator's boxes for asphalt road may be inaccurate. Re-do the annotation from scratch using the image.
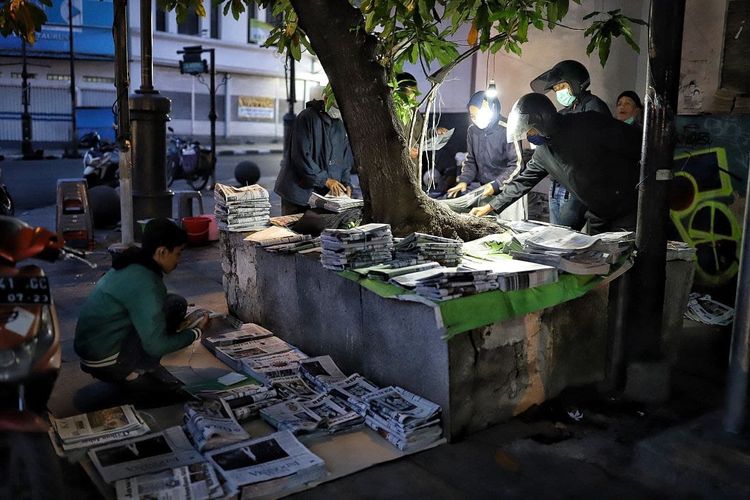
[0,153,283,211]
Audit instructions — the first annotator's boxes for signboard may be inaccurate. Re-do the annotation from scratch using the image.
[0,0,114,58]
[238,96,275,121]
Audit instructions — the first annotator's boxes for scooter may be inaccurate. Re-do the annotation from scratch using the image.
[166,127,212,191]
[0,216,91,498]
[0,166,13,216]
[81,131,120,188]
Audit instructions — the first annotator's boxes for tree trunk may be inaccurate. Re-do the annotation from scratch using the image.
[290,0,497,239]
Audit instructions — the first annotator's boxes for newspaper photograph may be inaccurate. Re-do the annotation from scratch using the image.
[115,462,224,500]
[205,431,325,491]
[183,400,250,452]
[89,426,205,484]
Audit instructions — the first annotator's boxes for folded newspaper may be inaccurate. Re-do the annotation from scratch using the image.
[299,355,348,393]
[114,462,224,500]
[205,431,326,497]
[308,192,364,213]
[183,400,251,451]
[197,384,280,422]
[685,293,734,326]
[49,404,150,453]
[88,426,205,484]
[421,128,454,151]
[260,394,363,436]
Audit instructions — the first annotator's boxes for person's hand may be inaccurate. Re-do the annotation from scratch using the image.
[409,147,419,160]
[346,185,353,197]
[182,310,210,331]
[436,127,450,135]
[482,183,495,197]
[470,204,494,217]
[325,178,347,196]
[446,182,468,198]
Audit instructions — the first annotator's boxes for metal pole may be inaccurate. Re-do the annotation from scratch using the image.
[723,157,750,433]
[140,0,153,93]
[20,39,34,159]
[626,0,685,362]
[114,0,133,246]
[281,53,296,170]
[66,0,79,158]
[209,48,217,190]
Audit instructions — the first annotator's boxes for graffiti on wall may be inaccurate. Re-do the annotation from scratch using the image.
[671,116,750,288]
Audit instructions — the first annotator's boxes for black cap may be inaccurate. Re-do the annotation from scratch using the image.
[617,90,642,109]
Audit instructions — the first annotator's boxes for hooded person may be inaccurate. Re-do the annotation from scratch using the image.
[444,91,519,215]
[469,93,641,235]
[274,84,354,215]
[530,60,611,229]
[74,218,209,384]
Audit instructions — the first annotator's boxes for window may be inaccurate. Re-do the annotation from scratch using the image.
[11,72,35,79]
[83,76,116,84]
[178,9,200,36]
[247,4,258,43]
[47,74,71,81]
[265,7,283,27]
[156,6,167,32]
[210,3,220,39]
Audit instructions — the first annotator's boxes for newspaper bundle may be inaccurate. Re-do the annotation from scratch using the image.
[244,226,311,249]
[320,223,394,271]
[183,400,250,451]
[394,232,463,267]
[308,192,364,213]
[49,404,150,453]
[239,349,309,384]
[362,386,443,452]
[260,394,363,436]
[328,374,382,414]
[459,256,558,292]
[389,266,498,301]
[299,355,348,393]
[205,431,326,497]
[88,426,204,484]
[203,330,301,379]
[272,375,320,399]
[114,462,224,500]
[202,323,274,350]
[214,183,271,232]
[197,384,281,422]
[685,293,735,326]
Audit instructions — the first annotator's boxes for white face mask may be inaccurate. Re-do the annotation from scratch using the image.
[555,88,576,107]
[326,106,342,120]
[471,106,494,129]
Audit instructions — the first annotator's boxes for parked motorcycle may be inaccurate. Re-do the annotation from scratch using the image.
[0,166,13,216]
[0,216,73,498]
[166,127,213,191]
[81,131,120,188]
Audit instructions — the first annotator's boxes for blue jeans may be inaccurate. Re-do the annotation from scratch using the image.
[548,181,569,224]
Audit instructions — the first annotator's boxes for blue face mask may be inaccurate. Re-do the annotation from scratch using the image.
[527,134,548,146]
[555,88,576,107]
[624,116,635,125]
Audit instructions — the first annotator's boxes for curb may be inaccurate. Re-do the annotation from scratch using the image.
[217,147,283,156]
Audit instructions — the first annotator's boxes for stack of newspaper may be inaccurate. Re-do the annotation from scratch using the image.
[390,266,497,301]
[196,383,281,421]
[459,256,558,292]
[205,431,326,498]
[328,374,382,414]
[308,192,364,213]
[320,223,394,270]
[115,462,224,500]
[214,183,271,232]
[667,240,697,261]
[182,400,251,451]
[362,387,443,452]
[508,226,634,275]
[394,233,463,266]
[49,405,150,454]
[299,355,348,393]
[260,393,363,436]
[206,334,307,384]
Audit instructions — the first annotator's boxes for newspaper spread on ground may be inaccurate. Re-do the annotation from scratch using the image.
[50,405,150,452]
[89,426,205,484]
[183,400,250,451]
[261,393,363,436]
[272,375,320,399]
[239,349,309,384]
[197,384,280,422]
[202,323,274,350]
[114,462,224,500]
[328,374,381,414]
[685,293,734,326]
[299,355,348,392]
[205,431,326,496]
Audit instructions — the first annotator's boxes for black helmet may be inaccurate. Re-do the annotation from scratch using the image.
[467,91,501,129]
[530,60,591,96]
[506,93,557,143]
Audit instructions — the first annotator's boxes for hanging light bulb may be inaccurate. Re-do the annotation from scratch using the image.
[485,79,498,99]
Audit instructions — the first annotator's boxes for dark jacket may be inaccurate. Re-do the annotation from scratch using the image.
[274,100,354,206]
[458,122,518,193]
[560,90,611,116]
[489,111,641,225]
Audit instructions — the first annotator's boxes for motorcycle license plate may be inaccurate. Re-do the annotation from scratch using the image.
[0,277,51,304]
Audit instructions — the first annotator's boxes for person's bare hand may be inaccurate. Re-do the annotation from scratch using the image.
[325,178,346,196]
[409,147,419,160]
[346,185,353,197]
[469,204,494,217]
[436,127,450,135]
[482,183,495,198]
[446,182,468,198]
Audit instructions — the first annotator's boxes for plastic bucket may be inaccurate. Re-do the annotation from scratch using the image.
[205,214,220,241]
[182,216,211,245]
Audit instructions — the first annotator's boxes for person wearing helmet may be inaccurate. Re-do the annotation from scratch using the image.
[531,60,611,230]
[444,91,518,212]
[274,85,354,215]
[469,93,641,235]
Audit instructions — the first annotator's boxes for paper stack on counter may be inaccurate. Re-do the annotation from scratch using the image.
[320,223,394,270]
[308,192,364,213]
[393,232,463,267]
[214,183,271,232]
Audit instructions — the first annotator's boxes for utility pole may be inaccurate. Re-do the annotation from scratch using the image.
[281,53,296,170]
[65,0,81,158]
[623,0,686,401]
[20,39,34,159]
[113,0,133,246]
[208,48,217,189]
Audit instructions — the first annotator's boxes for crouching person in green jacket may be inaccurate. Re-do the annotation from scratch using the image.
[74,218,208,384]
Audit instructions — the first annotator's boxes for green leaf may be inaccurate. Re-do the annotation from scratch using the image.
[289,39,302,61]
[517,15,528,42]
[582,11,601,21]
[598,35,611,66]
[626,16,649,26]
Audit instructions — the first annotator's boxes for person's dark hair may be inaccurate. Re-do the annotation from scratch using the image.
[142,218,187,256]
[396,72,418,90]
[617,90,643,109]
